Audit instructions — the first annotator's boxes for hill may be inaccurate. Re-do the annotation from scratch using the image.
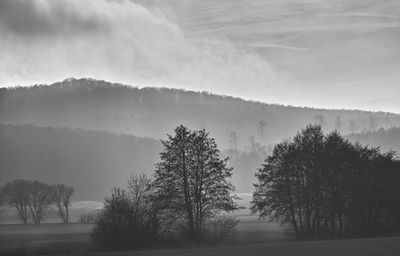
[1,78,399,149]
[0,124,268,199]
[0,124,161,200]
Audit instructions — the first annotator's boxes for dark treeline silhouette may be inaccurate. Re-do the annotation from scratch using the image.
[0,124,161,200]
[252,125,400,240]
[92,126,239,250]
[1,78,399,149]
[1,179,74,224]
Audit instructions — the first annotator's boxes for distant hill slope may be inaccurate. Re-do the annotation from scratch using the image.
[1,78,399,149]
[0,124,161,201]
[346,127,400,154]
[0,124,267,199]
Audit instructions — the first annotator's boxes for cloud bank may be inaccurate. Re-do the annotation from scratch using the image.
[0,0,283,102]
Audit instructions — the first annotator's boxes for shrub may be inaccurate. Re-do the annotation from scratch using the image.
[202,216,239,244]
[91,175,161,250]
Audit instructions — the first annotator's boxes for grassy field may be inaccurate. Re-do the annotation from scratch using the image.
[0,223,94,255]
[1,216,399,255]
[87,236,400,256]
[0,215,287,255]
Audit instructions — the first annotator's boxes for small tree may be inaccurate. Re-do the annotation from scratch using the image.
[257,120,267,144]
[28,181,54,224]
[229,131,239,151]
[153,125,238,242]
[53,184,74,223]
[348,119,358,133]
[314,114,326,128]
[334,115,342,131]
[92,174,160,250]
[3,180,31,224]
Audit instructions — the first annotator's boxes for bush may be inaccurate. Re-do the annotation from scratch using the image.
[91,175,161,250]
[202,216,239,244]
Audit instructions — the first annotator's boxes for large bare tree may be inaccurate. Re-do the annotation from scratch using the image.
[153,125,238,241]
[3,180,31,224]
[28,181,54,224]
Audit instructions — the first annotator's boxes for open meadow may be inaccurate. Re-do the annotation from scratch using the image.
[0,215,288,255]
[0,223,93,255]
[1,215,399,256]
[88,236,400,256]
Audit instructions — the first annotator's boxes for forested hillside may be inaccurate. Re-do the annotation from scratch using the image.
[0,124,161,200]
[1,78,399,149]
[0,124,267,200]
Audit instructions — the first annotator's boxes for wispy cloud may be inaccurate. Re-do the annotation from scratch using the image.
[0,0,284,103]
[241,43,312,51]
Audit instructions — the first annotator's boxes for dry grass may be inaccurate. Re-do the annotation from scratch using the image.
[0,223,93,255]
[1,216,399,256]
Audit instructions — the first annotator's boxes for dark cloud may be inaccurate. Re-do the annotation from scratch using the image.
[0,0,107,37]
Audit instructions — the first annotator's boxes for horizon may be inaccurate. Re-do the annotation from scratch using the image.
[2,76,400,115]
[0,0,399,113]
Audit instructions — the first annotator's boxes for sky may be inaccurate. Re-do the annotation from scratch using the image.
[0,0,399,113]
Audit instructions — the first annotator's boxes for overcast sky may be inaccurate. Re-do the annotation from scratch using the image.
[0,0,399,113]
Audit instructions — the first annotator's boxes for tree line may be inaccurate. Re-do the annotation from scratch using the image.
[251,125,400,240]
[1,180,74,224]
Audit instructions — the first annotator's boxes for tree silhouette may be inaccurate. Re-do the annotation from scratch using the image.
[92,174,161,249]
[28,181,54,224]
[251,125,400,240]
[53,184,74,223]
[348,119,359,133]
[257,120,267,144]
[334,115,342,131]
[3,180,31,224]
[229,131,239,151]
[153,125,238,241]
[369,116,378,131]
[314,114,326,128]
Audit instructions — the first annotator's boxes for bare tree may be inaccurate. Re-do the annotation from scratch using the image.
[3,180,30,224]
[28,181,54,224]
[385,113,391,129]
[153,126,238,241]
[53,184,74,223]
[369,116,378,131]
[348,119,359,133]
[257,120,267,144]
[314,114,326,128]
[334,115,342,131]
[92,174,161,249]
[229,131,239,151]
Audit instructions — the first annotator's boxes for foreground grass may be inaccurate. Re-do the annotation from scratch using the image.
[0,216,287,255]
[87,236,400,256]
[1,219,399,255]
[0,223,93,255]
